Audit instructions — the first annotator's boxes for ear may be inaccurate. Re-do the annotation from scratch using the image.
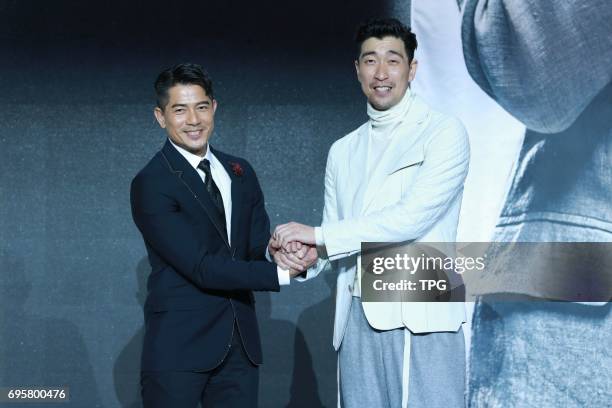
[153,107,166,129]
[408,59,418,82]
[212,99,218,114]
[355,60,361,81]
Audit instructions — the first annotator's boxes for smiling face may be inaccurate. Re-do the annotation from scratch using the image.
[154,83,217,156]
[355,36,417,111]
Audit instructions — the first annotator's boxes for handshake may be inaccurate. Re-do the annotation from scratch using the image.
[268,222,319,277]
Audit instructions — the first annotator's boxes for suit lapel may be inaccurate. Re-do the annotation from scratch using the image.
[348,124,370,217]
[160,141,231,249]
[361,95,430,214]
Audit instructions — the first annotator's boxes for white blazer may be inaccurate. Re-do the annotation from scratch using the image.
[301,93,470,350]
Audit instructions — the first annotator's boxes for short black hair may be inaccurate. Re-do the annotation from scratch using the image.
[154,63,214,110]
[355,18,417,61]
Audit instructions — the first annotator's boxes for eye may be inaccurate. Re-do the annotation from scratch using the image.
[197,105,209,111]
[174,108,185,114]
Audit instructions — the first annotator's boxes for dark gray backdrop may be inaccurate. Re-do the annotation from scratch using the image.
[0,1,398,407]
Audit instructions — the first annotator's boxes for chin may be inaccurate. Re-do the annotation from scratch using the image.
[371,102,391,111]
[367,97,385,109]
[182,142,205,155]
[192,145,206,155]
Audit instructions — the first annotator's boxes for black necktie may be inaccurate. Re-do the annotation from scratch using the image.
[197,159,227,233]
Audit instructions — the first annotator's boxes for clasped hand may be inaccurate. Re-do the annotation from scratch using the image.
[269,222,318,277]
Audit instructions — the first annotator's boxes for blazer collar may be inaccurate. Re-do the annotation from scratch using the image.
[398,92,429,125]
[348,124,369,218]
[161,139,195,175]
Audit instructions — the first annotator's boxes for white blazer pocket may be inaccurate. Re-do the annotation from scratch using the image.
[389,152,424,175]
[389,152,424,198]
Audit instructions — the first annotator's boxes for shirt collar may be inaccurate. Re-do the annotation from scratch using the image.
[168,139,213,170]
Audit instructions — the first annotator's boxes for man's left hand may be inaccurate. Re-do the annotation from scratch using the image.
[273,222,316,250]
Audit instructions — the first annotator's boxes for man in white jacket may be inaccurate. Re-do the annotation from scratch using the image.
[271,18,470,407]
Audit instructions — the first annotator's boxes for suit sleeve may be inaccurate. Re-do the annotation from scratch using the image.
[130,172,280,292]
[245,162,272,262]
[321,118,470,259]
[295,145,339,281]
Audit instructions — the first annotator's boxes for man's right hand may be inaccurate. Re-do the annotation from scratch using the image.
[268,236,318,277]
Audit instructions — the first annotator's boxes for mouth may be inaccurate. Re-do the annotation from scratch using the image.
[184,129,203,140]
[372,85,393,95]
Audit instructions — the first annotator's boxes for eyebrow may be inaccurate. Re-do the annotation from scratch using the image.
[170,100,211,109]
[387,50,406,58]
[360,50,406,59]
[360,51,377,58]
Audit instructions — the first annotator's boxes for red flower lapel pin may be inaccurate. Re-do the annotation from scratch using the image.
[229,162,244,177]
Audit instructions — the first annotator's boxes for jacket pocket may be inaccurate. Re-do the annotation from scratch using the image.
[389,152,424,175]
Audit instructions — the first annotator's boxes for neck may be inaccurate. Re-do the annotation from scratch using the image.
[367,88,413,128]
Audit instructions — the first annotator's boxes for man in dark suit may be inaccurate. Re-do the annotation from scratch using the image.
[130,63,314,408]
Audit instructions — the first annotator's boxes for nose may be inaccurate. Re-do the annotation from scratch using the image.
[186,108,200,126]
[374,62,388,81]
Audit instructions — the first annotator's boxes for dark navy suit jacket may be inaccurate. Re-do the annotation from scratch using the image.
[130,140,279,372]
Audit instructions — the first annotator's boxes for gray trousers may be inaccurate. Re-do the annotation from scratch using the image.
[339,297,465,408]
